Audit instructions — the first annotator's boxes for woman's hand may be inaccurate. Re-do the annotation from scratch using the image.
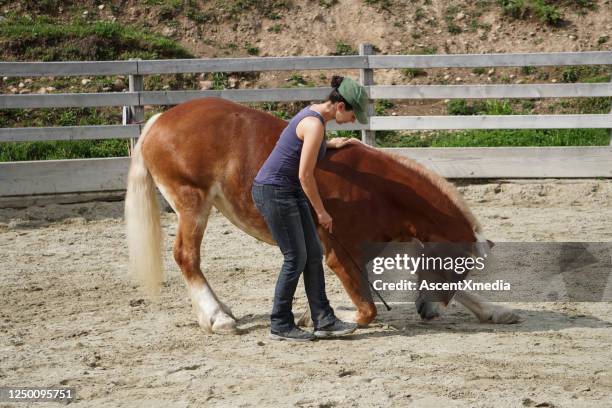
[317,210,333,233]
[326,137,359,149]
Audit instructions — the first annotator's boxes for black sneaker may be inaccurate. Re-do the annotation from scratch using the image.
[269,327,316,342]
[314,319,357,338]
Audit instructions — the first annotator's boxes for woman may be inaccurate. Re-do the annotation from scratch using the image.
[251,76,369,341]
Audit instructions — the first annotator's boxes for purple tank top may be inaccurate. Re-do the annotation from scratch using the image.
[254,106,327,186]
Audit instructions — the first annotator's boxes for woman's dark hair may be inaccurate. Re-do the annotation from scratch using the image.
[327,75,354,110]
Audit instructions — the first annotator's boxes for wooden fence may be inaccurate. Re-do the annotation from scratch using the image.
[1,47,611,197]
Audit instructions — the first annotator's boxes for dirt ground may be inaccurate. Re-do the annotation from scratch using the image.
[1,180,611,407]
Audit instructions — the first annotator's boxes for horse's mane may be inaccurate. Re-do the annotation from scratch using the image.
[363,144,482,234]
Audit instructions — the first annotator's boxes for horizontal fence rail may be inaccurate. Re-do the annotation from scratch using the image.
[2,115,609,143]
[1,146,611,196]
[369,114,612,130]
[370,83,612,99]
[3,83,612,109]
[368,52,612,69]
[0,125,141,143]
[0,61,139,77]
[2,52,611,77]
[1,49,611,197]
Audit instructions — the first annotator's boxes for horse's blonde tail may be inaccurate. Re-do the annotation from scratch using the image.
[125,113,163,296]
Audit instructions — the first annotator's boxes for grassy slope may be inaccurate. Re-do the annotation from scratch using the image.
[0,13,194,161]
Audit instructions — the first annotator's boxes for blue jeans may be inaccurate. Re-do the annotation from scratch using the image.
[251,182,336,333]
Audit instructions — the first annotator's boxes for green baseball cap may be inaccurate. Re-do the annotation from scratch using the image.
[338,77,369,124]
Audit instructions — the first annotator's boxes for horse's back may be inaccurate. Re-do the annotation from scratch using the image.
[142,97,285,186]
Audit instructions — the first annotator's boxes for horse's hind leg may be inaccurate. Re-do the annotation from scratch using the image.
[172,188,237,334]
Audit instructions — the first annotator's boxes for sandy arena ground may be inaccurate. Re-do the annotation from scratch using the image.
[1,180,611,407]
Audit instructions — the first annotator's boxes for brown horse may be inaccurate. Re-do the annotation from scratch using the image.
[125,97,518,334]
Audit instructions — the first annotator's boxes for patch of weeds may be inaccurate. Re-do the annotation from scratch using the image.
[475,0,492,9]
[414,7,426,21]
[267,23,282,33]
[447,22,462,34]
[521,65,536,75]
[575,97,611,114]
[444,5,463,34]
[332,41,357,56]
[245,43,260,55]
[319,0,338,7]
[410,46,437,55]
[448,99,477,115]
[363,0,392,11]
[537,71,550,81]
[561,67,580,83]
[225,0,292,21]
[261,102,291,120]
[375,99,394,115]
[402,67,427,79]
[533,2,562,26]
[286,73,312,87]
[448,99,515,115]
[497,0,564,26]
[560,66,608,83]
[211,72,229,90]
[472,67,487,75]
[159,0,183,20]
[186,7,213,23]
[521,100,536,112]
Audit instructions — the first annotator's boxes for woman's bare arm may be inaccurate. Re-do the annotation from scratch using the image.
[297,117,332,232]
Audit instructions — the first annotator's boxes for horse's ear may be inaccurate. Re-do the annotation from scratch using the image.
[487,239,495,248]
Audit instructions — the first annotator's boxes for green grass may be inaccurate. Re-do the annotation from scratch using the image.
[0,106,129,162]
[497,0,564,26]
[376,129,610,148]
[0,14,196,162]
[0,16,193,61]
[0,140,130,162]
[376,94,611,147]
[497,0,597,26]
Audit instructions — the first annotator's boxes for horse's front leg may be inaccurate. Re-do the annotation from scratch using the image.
[454,290,520,324]
[322,245,377,326]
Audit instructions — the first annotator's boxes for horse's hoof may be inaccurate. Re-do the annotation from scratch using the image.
[416,298,440,321]
[211,313,238,334]
[335,307,358,324]
[487,306,521,324]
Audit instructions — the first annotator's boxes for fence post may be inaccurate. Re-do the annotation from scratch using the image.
[128,58,144,154]
[609,72,612,146]
[359,43,375,146]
